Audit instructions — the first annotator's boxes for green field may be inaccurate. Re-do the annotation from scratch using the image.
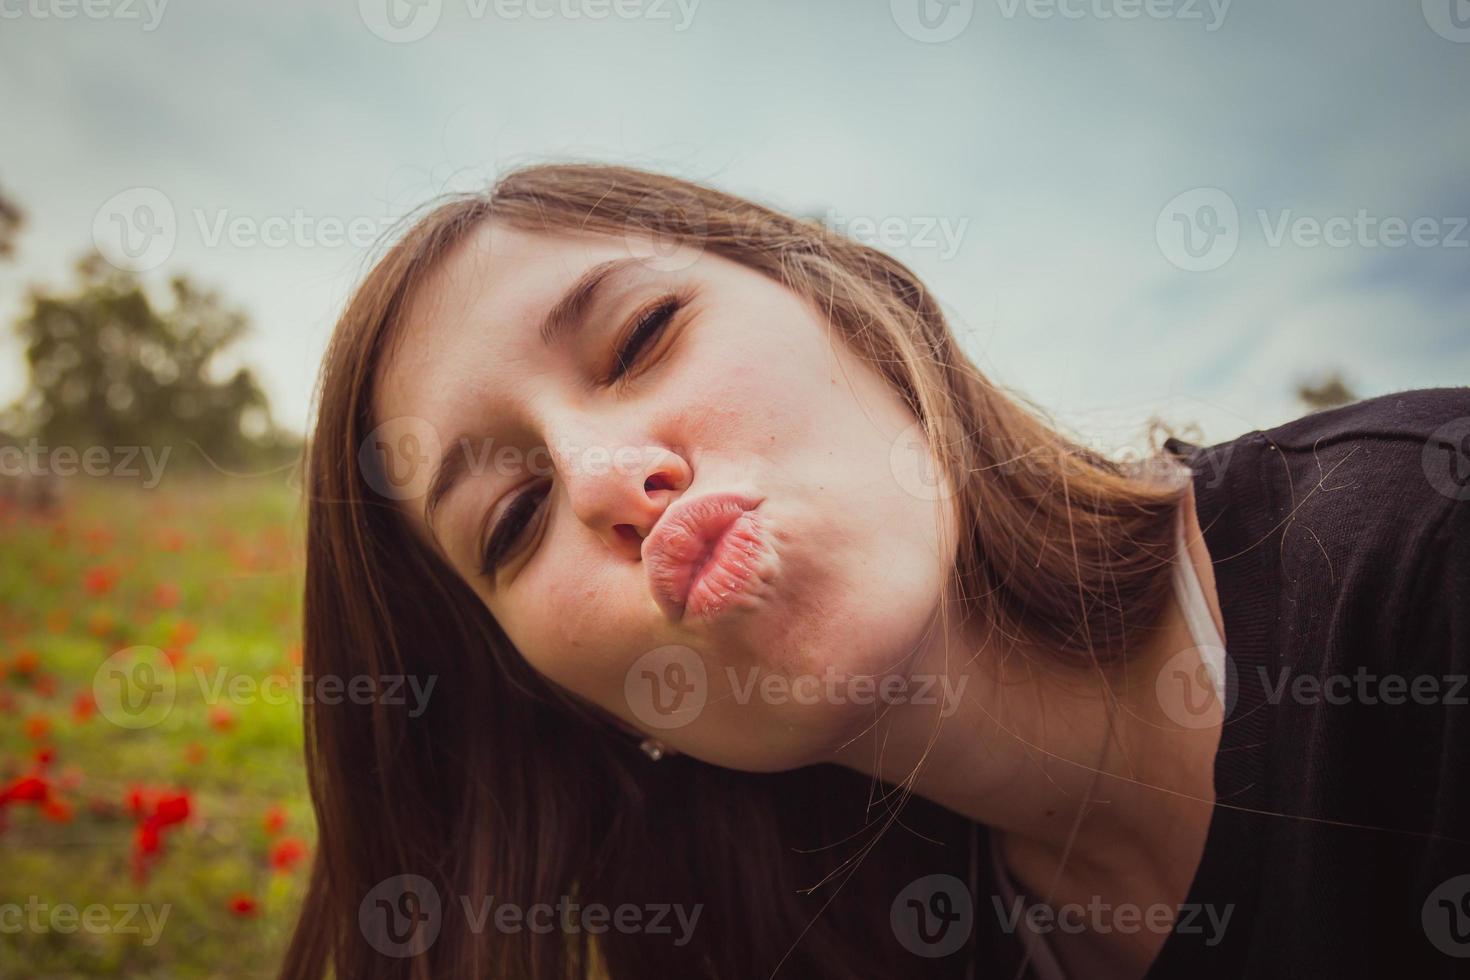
[0,477,311,978]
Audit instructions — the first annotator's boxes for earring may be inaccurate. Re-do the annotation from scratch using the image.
[639,737,667,761]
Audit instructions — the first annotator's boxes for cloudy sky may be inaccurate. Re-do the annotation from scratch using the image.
[3,0,1467,452]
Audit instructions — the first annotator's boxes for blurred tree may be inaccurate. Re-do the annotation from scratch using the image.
[0,184,21,260]
[4,252,299,470]
[1295,370,1360,412]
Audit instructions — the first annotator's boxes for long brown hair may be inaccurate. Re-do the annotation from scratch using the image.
[281,162,1189,979]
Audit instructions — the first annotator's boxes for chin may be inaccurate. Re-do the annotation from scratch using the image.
[681,721,841,774]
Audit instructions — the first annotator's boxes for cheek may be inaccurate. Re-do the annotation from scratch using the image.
[493,573,593,686]
[671,320,841,462]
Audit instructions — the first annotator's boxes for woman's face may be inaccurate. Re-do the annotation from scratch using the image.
[374,219,958,770]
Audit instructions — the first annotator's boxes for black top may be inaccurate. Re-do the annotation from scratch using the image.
[970,386,1470,980]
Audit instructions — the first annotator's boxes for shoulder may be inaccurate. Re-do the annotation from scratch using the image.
[1249,387,1468,559]
[1255,385,1470,453]
[1167,387,1469,544]
[1169,387,1469,673]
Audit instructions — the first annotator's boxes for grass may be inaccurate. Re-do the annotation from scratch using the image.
[0,475,311,978]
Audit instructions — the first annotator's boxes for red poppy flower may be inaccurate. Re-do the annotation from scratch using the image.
[23,715,51,741]
[269,837,308,873]
[41,797,73,823]
[152,792,191,827]
[152,582,182,609]
[129,788,194,883]
[82,564,120,596]
[0,775,50,806]
[228,893,259,917]
[135,819,160,855]
[72,692,96,722]
[208,705,235,732]
[262,804,287,837]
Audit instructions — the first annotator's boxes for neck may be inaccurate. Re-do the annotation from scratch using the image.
[829,497,1223,897]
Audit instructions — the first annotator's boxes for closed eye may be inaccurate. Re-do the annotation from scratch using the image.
[479,478,550,578]
[605,292,684,385]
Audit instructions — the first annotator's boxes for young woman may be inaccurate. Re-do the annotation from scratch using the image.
[281,163,1470,980]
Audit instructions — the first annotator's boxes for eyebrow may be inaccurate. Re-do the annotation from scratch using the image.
[421,257,643,530]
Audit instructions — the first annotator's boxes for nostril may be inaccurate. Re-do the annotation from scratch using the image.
[645,471,676,493]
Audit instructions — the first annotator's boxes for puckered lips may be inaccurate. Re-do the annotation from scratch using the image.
[642,492,765,623]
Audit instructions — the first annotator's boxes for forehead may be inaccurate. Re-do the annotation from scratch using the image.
[374,220,618,428]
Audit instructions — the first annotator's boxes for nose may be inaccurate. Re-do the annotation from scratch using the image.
[552,435,690,561]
